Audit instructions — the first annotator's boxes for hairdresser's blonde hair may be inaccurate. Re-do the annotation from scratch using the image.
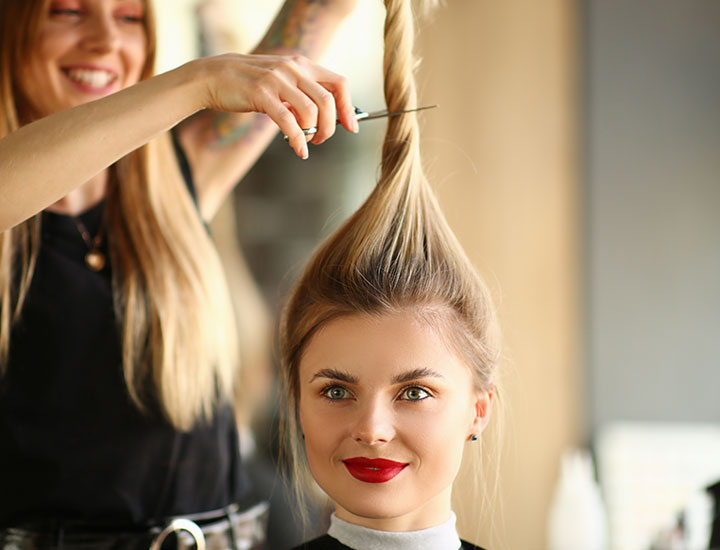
[279,0,501,526]
[0,0,238,430]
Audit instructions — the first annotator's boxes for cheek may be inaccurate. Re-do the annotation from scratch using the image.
[124,33,148,77]
[22,40,55,83]
[299,405,344,489]
[33,24,75,67]
[18,27,73,94]
[411,406,470,477]
[299,399,336,458]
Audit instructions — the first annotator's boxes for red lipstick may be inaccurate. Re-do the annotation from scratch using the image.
[343,457,408,483]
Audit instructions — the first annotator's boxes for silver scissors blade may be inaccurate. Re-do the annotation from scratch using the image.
[284,104,438,139]
[357,104,439,122]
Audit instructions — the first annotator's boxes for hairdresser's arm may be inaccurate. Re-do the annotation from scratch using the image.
[0,54,353,232]
[175,0,359,221]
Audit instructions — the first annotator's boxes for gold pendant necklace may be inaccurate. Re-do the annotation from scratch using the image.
[71,215,106,272]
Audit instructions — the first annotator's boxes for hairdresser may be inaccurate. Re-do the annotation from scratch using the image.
[0,0,357,548]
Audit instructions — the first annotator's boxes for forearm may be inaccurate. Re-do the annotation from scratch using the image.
[0,63,204,231]
[253,0,357,58]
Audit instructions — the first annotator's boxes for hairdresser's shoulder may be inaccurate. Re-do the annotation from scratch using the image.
[290,535,352,550]
[461,540,487,550]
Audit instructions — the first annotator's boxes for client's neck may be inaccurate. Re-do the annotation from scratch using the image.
[334,488,452,532]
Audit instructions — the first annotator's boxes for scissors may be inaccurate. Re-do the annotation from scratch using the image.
[283,104,438,140]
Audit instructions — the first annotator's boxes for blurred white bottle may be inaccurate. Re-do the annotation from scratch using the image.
[548,448,609,550]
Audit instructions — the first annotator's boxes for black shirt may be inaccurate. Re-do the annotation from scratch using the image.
[0,143,246,526]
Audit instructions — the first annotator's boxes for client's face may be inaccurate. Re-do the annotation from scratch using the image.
[298,309,488,531]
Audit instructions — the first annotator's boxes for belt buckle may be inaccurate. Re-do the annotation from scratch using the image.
[149,518,206,550]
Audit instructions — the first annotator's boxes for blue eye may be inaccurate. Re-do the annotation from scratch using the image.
[323,385,350,400]
[400,386,430,401]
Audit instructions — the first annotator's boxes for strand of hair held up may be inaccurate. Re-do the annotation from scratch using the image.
[380,0,421,190]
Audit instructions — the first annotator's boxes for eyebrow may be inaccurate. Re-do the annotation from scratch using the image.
[392,367,445,384]
[308,367,445,385]
[309,368,359,384]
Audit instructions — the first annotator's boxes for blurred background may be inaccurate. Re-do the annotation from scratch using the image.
[153,0,720,549]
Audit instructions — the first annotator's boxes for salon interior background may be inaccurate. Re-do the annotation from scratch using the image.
[154,1,720,549]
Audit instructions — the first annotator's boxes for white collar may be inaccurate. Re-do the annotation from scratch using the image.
[327,512,462,550]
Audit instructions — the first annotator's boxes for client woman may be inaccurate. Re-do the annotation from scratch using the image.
[278,0,501,548]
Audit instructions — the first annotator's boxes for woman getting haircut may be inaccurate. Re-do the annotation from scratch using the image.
[0,0,358,548]
[279,1,500,548]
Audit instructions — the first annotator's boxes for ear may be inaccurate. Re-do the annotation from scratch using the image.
[468,388,493,440]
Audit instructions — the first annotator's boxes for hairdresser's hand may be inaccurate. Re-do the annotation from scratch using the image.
[193,53,358,159]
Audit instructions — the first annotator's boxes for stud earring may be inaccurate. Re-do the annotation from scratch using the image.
[470,434,478,441]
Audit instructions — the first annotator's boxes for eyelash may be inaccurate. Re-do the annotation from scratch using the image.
[117,14,144,23]
[399,386,431,401]
[49,9,144,23]
[319,384,433,402]
[321,385,352,401]
[50,8,82,16]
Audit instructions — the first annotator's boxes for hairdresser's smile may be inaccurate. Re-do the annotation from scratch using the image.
[299,310,488,532]
[17,0,146,119]
[62,64,119,93]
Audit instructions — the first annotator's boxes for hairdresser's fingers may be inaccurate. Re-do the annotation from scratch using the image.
[277,83,319,142]
[262,56,322,135]
[295,76,337,145]
[267,100,308,159]
[199,54,352,155]
[281,58,356,140]
[316,70,357,135]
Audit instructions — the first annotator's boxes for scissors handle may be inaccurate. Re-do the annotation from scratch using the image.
[283,105,437,140]
[291,107,364,138]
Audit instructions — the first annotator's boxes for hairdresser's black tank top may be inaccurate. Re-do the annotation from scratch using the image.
[0,137,248,526]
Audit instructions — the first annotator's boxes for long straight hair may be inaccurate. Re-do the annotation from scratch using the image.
[279,0,501,529]
[0,0,238,430]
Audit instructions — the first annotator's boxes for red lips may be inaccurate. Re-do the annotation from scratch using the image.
[343,457,408,483]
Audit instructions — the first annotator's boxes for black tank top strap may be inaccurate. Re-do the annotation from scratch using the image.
[170,129,198,209]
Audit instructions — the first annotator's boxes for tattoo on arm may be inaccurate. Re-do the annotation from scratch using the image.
[192,112,273,150]
[257,0,330,56]
[188,0,338,150]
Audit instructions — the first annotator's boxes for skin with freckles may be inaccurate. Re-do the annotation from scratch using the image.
[299,310,491,532]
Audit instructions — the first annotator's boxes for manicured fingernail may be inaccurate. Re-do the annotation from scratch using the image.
[302,144,309,159]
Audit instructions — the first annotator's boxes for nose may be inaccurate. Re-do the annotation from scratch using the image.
[80,12,121,53]
[351,397,395,446]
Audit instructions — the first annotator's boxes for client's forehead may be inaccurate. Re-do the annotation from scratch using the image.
[298,310,471,386]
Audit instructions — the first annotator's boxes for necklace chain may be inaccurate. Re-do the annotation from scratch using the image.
[71,215,106,272]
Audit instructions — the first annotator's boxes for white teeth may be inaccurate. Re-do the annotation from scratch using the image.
[65,68,115,89]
